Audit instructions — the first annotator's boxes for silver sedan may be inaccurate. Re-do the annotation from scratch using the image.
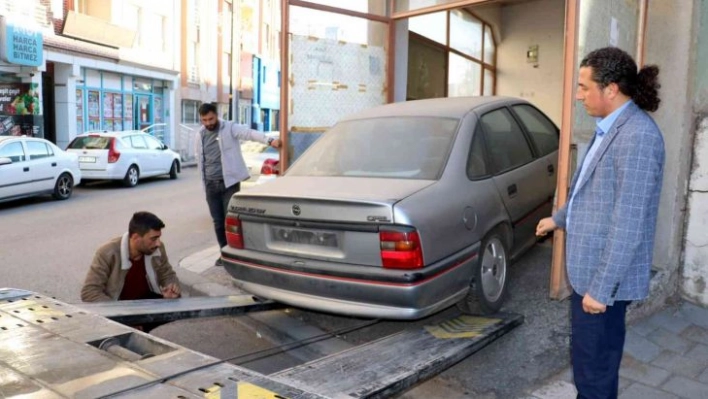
[222,97,559,319]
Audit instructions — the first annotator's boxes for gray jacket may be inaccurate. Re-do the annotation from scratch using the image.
[195,120,269,188]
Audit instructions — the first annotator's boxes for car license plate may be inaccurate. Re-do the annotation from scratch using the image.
[272,227,338,247]
[79,156,96,163]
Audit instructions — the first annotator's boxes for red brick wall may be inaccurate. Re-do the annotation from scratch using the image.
[39,0,73,34]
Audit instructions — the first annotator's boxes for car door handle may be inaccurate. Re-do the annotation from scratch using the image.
[51,162,57,167]
[547,164,555,175]
[23,167,29,172]
[507,184,517,196]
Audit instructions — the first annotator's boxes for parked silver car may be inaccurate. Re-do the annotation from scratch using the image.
[222,97,559,319]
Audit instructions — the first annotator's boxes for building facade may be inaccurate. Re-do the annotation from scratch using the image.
[50,0,179,148]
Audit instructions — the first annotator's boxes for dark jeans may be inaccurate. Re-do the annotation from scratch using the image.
[205,179,240,248]
[571,291,630,399]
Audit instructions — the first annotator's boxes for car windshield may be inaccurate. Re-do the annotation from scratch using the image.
[287,117,459,180]
[67,136,111,150]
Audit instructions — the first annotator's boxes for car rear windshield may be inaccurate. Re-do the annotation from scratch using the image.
[287,117,459,180]
[67,136,112,150]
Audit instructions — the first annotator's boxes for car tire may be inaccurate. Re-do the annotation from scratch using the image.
[457,230,509,315]
[52,173,74,200]
[169,160,179,179]
[123,165,139,187]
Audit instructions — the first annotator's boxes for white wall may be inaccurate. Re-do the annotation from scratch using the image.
[681,0,708,306]
[495,0,565,126]
[114,0,179,73]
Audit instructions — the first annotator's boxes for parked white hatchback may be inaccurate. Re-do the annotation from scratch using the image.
[0,136,82,203]
[66,131,181,187]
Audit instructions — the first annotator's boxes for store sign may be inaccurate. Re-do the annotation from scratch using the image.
[0,18,43,67]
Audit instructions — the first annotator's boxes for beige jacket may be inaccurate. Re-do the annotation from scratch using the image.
[81,233,180,302]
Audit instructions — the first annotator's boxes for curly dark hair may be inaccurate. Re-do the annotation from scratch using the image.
[580,47,661,112]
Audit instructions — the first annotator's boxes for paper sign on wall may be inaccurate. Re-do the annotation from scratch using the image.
[610,17,619,47]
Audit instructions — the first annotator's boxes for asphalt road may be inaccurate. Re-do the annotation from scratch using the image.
[0,168,573,397]
[0,168,215,301]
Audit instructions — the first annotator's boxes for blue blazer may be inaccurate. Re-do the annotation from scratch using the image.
[553,102,665,305]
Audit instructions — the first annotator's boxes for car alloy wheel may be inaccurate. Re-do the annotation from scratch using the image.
[480,236,507,303]
[123,165,139,187]
[53,173,73,200]
[457,230,509,315]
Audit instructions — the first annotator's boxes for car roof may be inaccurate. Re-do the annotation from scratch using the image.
[339,96,528,121]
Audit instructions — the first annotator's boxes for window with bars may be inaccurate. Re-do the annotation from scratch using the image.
[182,100,202,124]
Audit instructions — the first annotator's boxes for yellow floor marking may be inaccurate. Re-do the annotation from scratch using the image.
[425,315,501,339]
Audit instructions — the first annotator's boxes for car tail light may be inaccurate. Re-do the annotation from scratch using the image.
[380,228,423,269]
[107,138,120,163]
[225,215,244,249]
[260,158,280,175]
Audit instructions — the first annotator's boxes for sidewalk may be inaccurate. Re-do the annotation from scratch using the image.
[526,301,708,399]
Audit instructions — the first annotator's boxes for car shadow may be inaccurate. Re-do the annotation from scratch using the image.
[78,176,175,191]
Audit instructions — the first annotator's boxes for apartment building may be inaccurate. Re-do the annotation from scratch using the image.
[179,0,281,132]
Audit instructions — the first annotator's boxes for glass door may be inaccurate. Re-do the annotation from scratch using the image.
[135,94,152,130]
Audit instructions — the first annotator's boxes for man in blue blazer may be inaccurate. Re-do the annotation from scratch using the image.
[537,47,665,398]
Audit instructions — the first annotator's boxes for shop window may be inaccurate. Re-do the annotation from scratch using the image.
[154,97,164,124]
[448,53,481,97]
[483,68,494,96]
[102,92,123,132]
[124,95,134,130]
[409,12,447,45]
[407,36,446,100]
[450,10,482,60]
[396,0,461,14]
[297,0,384,15]
[76,89,84,135]
[87,90,100,131]
[406,9,496,99]
[484,25,496,66]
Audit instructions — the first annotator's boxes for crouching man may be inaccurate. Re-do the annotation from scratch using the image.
[81,211,181,303]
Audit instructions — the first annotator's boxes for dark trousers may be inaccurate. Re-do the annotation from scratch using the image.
[205,179,240,248]
[571,291,629,399]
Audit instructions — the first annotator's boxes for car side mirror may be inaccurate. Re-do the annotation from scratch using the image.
[0,157,12,166]
[162,144,169,150]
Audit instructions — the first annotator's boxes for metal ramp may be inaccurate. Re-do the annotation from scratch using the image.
[0,288,522,398]
[78,294,282,325]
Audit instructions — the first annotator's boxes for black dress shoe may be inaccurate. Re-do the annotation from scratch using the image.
[215,258,224,266]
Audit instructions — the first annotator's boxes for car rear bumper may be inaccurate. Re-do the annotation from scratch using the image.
[79,166,125,180]
[221,244,479,320]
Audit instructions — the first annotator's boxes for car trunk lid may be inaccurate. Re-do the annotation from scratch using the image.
[229,176,434,267]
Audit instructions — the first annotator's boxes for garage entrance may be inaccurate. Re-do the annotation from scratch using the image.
[278,0,649,299]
